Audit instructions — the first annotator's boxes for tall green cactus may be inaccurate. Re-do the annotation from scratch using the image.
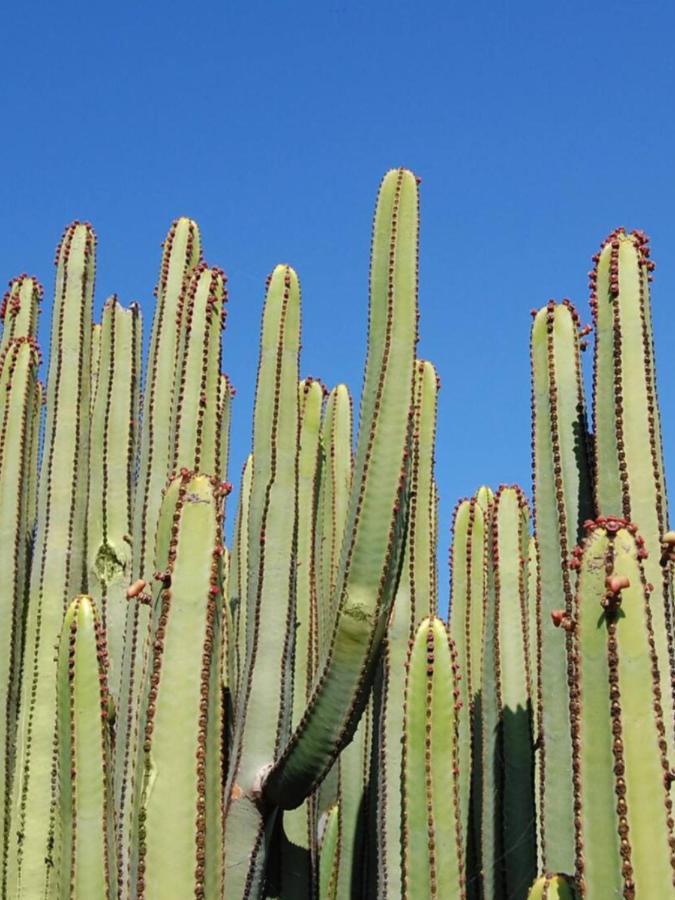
[568,516,675,897]
[402,616,464,899]
[530,299,593,873]
[480,486,537,899]
[591,229,675,757]
[372,358,438,899]
[4,172,675,900]
[8,223,95,899]
[55,596,116,899]
[130,472,226,900]
[0,280,42,888]
[223,263,301,896]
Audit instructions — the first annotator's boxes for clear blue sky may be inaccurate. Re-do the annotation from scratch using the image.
[3,2,675,612]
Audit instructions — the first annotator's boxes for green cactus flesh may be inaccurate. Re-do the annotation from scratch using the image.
[402,616,464,899]
[56,596,116,899]
[531,299,593,873]
[571,517,675,897]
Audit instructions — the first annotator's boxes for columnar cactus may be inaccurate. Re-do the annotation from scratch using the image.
[2,169,675,900]
[530,299,593,873]
[55,596,116,899]
[569,516,675,897]
[8,223,95,899]
[402,616,464,899]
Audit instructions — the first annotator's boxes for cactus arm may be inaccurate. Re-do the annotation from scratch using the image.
[0,275,42,356]
[572,519,675,897]
[592,230,675,755]
[0,338,40,887]
[448,492,490,896]
[402,617,465,899]
[56,596,116,899]
[172,265,226,475]
[531,300,593,873]
[316,383,353,658]
[373,358,438,898]
[8,222,95,899]
[480,521,504,900]
[223,264,300,897]
[115,218,201,875]
[264,167,418,810]
[570,526,620,897]
[87,299,141,695]
[130,473,225,900]
[280,379,323,898]
[493,487,537,898]
[85,297,141,886]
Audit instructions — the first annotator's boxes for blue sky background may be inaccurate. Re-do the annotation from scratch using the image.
[3,2,675,612]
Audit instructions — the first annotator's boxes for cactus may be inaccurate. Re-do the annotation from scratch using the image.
[591,229,675,758]
[372,358,438,898]
[8,223,95,899]
[530,299,593,873]
[568,516,675,897]
[402,616,464,898]
[130,472,226,899]
[3,170,675,899]
[55,596,116,899]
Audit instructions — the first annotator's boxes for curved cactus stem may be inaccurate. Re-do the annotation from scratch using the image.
[571,517,675,897]
[172,264,226,475]
[0,338,40,889]
[448,487,492,896]
[372,358,438,898]
[526,873,577,899]
[223,264,300,897]
[264,167,418,811]
[129,473,225,900]
[56,596,117,899]
[8,222,95,899]
[402,617,465,899]
[531,300,593,872]
[318,804,339,900]
[592,229,675,758]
